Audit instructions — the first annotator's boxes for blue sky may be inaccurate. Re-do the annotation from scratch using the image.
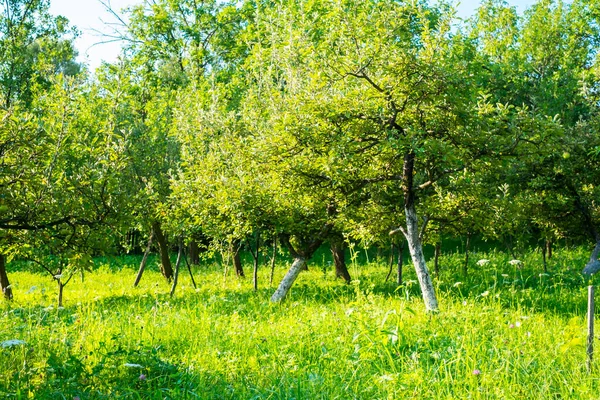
[49,0,539,72]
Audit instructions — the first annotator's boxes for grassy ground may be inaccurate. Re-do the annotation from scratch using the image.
[1,246,600,399]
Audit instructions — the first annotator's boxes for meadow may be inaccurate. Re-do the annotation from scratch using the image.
[1,246,600,399]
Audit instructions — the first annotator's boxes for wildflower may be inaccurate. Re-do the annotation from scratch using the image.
[473,369,481,376]
[508,259,522,266]
[139,374,146,381]
[515,321,522,328]
[477,259,490,266]
[462,301,467,306]
[527,332,532,337]
[509,324,515,328]
[453,282,463,287]
[480,291,490,297]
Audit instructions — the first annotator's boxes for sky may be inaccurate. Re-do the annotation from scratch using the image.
[49,0,538,72]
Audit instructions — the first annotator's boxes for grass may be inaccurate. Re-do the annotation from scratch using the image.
[1,246,600,399]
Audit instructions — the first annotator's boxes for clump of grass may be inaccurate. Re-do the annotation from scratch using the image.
[1,247,599,399]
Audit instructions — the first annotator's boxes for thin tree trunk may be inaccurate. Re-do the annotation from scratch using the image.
[189,240,200,265]
[249,232,261,291]
[434,241,441,277]
[184,256,197,289]
[231,240,245,277]
[542,241,547,273]
[270,237,277,285]
[152,221,173,281]
[170,240,184,297]
[134,232,154,287]
[546,239,552,259]
[385,244,394,283]
[271,256,306,302]
[0,254,13,300]
[402,151,438,312]
[331,241,351,283]
[57,281,64,308]
[397,241,404,286]
[464,233,471,278]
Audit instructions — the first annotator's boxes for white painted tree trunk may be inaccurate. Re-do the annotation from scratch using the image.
[270,256,306,302]
[405,203,439,312]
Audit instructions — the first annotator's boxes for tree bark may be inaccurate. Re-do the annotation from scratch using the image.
[331,241,351,283]
[133,232,154,287]
[231,240,245,277]
[271,256,306,302]
[152,221,173,281]
[0,254,13,300]
[546,239,552,259]
[402,151,438,312]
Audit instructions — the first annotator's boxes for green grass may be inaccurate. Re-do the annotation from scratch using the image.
[1,247,600,399]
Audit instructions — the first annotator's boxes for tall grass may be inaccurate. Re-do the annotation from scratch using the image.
[1,246,599,399]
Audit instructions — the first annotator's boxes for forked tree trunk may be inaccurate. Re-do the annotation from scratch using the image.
[402,151,438,312]
[134,232,154,287]
[271,256,306,302]
[152,221,173,281]
[170,241,184,297]
[0,254,13,300]
[331,241,351,283]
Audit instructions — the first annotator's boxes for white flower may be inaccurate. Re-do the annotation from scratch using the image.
[481,291,490,297]
[1,339,26,348]
[509,259,522,266]
[124,363,144,368]
[453,282,463,287]
[477,259,490,266]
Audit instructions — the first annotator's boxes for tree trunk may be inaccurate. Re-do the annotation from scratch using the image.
[270,237,277,285]
[250,232,261,291]
[434,241,441,277]
[464,233,471,278]
[0,254,13,300]
[152,221,173,281]
[542,242,547,273]
[402,151,438,312]
[57,280,64,308]
[397,241,404,286]
[546,239,552,259]
[134,232,154,287]
[189,240,200,265]
[331,241,351,283]
[170,241,184,297]
[231,240,245,277]
[271,256,306,302]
